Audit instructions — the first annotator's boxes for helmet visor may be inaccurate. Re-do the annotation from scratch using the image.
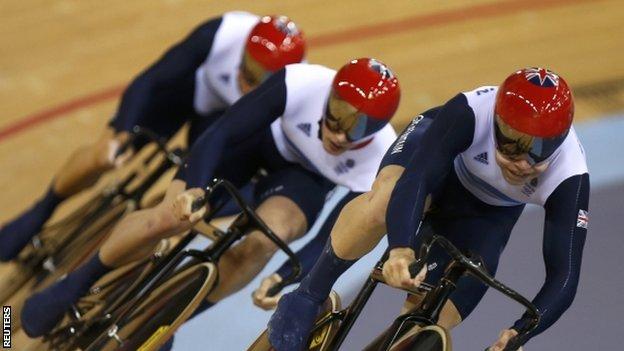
[239,51,271,88]
[494,115,567,164]
[324,93,387,142]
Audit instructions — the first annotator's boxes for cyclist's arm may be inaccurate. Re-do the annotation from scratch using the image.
[182,69,287,188]
[512,173,590,342]
[386,94,475,248]
[275,191,361,282]
[111,17,223,131]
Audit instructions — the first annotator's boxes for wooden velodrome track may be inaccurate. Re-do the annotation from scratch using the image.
[1,0,624,220]
[0,0,623,348]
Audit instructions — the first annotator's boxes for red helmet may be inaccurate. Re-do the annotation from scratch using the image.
[329,58,400,140]
[246,15,306,72]
[495,67,574,138]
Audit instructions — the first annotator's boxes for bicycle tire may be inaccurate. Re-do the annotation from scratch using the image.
[82,262,217,351]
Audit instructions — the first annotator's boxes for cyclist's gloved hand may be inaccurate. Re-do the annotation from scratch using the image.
[252,273,283,310]
[487,328,524,351]
[382,247,426,289]
[172,188,207,223]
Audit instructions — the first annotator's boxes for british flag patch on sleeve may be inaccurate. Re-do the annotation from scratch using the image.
[576,209,589,229]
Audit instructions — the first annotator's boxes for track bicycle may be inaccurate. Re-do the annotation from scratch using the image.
[249,224,539,351]
[35,179,302,351]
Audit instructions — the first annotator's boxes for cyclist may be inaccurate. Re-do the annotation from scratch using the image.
[269,68,589,351]
[0,12,306,262]
[20,58,401,339]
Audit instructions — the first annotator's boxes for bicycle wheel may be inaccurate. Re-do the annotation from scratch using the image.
[36,240,172,351]
[83,262,217,351]
[247,291,342,351]
[363,323,452,351]
[391,325,451,351]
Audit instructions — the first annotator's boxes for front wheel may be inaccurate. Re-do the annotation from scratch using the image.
[83,262,217,351]
[364,323,451,351]
[390,325,451,351]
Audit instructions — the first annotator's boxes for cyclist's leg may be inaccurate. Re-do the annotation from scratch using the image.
[20,116,203,336]
[53,127,130,197]
[266,175,401,350]
[267,166,409,351]
[205,166,333,303]
[252,189,360,311]
[330,165,406,259]
[280,190,359,281]
[437,216,520,323]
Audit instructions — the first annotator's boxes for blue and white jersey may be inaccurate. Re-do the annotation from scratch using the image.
[193,11,259,114]
[454,86,588,207]
[271,64,397,192]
